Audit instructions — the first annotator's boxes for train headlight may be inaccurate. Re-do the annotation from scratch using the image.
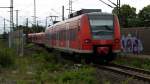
[84,39,91,44]
[115,39,120,43]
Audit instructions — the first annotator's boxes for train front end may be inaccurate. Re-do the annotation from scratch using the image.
[81,12,121,63]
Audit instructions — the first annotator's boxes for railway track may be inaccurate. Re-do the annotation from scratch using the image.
[95,63,150,82]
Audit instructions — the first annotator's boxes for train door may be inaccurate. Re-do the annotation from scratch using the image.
[66,23,70,49]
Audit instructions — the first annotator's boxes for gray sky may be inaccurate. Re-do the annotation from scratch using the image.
[0,0,149,33]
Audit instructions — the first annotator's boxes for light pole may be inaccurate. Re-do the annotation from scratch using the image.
[69,0,73,14]
[3,18,6,34]
[9,0,14,48]
[15,10,19,29]
[34,0,36,26]
[31,16,38,26]
[45,16,48,28]
[62,6,65,21]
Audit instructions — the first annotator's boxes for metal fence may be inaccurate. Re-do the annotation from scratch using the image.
[9,30,24,56]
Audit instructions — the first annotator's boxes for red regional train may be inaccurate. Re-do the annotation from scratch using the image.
[28,9,121,63]
[28,32,45,44]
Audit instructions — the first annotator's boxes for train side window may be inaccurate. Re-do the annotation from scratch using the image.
[59,31,60,40]
[74,28,77,40]
[59,31,61,40]
[54,32,56,40]
[69,29,76,41]
[71,29,74,40]
[62,30,64,40]
[52,33,54,40]
[53,33,54,40]
[70,29,73,40]
[61,30,63,40]
[64,30,66,40]
[47,33,51,40]
[66,30,68,40]
[63,30,65,40]
[56,31,58,40]
[78,19,80,31]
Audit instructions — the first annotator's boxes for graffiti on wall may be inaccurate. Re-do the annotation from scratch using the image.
[121,33,143,54]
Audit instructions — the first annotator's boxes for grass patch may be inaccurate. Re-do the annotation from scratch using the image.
[113,56,150,70]
[52,65,97,84]
[0,48,16,68]
[0,40,16,68]
[25,45,97,84]
[122,77,134,84]
[103,79,111,84]
[0,41,97,84]
[25,43,34,48]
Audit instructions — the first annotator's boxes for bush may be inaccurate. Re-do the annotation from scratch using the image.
[25,43,34,48]
[55,66,97,84]
[0,48,15,68]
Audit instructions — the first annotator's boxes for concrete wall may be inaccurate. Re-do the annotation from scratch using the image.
[121,27,150,55]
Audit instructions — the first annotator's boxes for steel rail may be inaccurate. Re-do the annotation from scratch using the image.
[109,63,150,75]
[95,64,150,82]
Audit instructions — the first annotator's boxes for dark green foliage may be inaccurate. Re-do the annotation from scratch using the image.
[113,4,150,27]
[14,25,45,34]
[138,5,150,27]
[28,46,97,84]
[113,4,137,27]
[127,18,142,27]
[0,42,97,83]
[0,40,14,68]
[29,25,46,33]
[54,66,97,84]
[0,48,15,68]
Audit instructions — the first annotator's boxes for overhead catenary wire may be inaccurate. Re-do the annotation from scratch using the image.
[51,0,80,16]
[0,16,15,26]
[98,0,114,8]
[107,0,117,7]
[98,0,121,15]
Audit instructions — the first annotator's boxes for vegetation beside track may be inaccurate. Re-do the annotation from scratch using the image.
[0,40,98,84]
[0,39,15,68]
[1,39,149,83]
[113,56,150,71]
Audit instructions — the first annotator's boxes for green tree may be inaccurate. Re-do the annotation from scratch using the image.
[138,5,150,27]
[16,25,45,34]
[112,4,137,27]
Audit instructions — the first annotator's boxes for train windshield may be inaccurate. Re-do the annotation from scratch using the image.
[88,14,114,39]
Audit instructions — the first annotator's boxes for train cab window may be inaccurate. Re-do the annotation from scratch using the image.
[88,14,114,40]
